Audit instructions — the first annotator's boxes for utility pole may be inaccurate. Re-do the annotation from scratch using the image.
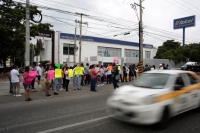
[25,0,30,66]
[75,13,88,66]
[139,0,143,62]
[74,21,77,65]
[131,0,144,75]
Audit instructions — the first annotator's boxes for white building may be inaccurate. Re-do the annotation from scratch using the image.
[38,32,157,66]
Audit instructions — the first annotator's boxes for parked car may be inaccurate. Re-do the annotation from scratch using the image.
[107,70,200,128]
[181,62,198,70]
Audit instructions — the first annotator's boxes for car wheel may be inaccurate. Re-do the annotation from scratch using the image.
[157,108,170,130]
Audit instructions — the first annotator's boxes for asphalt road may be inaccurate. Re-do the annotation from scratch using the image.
[0,83,200,133]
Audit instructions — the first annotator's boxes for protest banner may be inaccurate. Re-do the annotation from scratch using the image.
[25,71,37,84]
[75,67,83,75]
[68,69,73,78]
[47,70,54,80]
[108,66,112,70]
[118,66,121,71]
[55,69,62,78]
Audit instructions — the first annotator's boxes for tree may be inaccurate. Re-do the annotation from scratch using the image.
[0,0,52,70]
[154,40,200,64]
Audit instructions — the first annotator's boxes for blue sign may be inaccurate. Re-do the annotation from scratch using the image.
[60,33,154,49]
[174,15,195,29]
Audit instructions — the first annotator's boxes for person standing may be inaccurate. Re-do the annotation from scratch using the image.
[106,64,112,84]
[80,63,85,86]
[11,65,21,97]
[73,65,81,90]
[65,67,70,92]
[23,66,33,101]
[90,64,97,92]
[112,63,119,89]
[31,64,37,91]
[44,66,51,97]
[36,63,42,87]
[143,64,151,72]
[7,62,14,94]
[52,66,59,95]
[122,63,128,82]
[84,63,90,85]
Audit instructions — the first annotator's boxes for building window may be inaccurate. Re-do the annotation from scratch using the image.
[124,49,139,57]
[145,51,151,58]
[63,43,74,55]
[97,46,121,57]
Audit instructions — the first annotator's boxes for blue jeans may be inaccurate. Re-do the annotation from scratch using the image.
[81,75,84,85]
[73,76,80,89]
[90,78,96,91]
[8,77,13,92]
[52,78,58,92]
[57,78,62,89]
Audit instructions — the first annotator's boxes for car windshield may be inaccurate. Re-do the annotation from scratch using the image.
[133,73,170,89]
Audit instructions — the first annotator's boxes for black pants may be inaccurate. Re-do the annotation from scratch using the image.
[63,78,66,88]
[107,74,111,84]
[122,73,127,82]
[31,78,35,89]
[85,74,90,85]
[65,79,69,91]
[113,79,119,89]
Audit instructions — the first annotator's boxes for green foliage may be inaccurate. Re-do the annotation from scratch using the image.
[0,0,53,68]
[154,40,200,64]
[39,60,50,67]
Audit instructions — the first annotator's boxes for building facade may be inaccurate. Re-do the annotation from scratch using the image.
[39,32,157,66]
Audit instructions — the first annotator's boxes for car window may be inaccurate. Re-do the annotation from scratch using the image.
[187,74,197,85]
[133,73,170,89]
[175,76,185,86]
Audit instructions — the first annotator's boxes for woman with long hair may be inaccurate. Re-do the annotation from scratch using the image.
[44,66,51,97]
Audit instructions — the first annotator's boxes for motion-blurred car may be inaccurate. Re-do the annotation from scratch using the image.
[107,70,200,128]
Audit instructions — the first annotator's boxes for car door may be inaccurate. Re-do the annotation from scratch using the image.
[173,74,190,114]
[186,73,200,108]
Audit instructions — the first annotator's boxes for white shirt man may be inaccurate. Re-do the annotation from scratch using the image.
[10,65,21,97]
[36,64,43,86]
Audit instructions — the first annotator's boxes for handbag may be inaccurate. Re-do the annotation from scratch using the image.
[115,74,120,80]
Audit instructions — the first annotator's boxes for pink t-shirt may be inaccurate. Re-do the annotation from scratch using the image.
[23,72,32,85]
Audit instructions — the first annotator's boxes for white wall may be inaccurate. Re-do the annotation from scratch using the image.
[54,34,158,65]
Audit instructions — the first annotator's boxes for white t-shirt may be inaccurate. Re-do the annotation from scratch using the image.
[106,67,111,75]
[11,69,19,83]
[37,66,42,76]
[65,70,70,80]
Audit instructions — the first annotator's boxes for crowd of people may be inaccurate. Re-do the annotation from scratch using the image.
[6,62,169,102]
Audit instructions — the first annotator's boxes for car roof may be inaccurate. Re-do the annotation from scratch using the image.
[144,70,187,75]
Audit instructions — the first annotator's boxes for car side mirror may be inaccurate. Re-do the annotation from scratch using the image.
[174,84,183,91]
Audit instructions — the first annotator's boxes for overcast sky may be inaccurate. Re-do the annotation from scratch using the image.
[17,0,200,47]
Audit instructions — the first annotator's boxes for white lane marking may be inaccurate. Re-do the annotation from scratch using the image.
[37,115,112,133]
[0,107,108,131]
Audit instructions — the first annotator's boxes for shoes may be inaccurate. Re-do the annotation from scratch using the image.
[93,90,97,92]
[16,94,22,97]
[66,90,69,92]
[54,92,59,95]
[28,98,33,101]
[10,91,13,94]
[13,94,16,96]
[46,94,51,97]
[78,88,81,90]
[59,88,64,91]
[74,88,76,90]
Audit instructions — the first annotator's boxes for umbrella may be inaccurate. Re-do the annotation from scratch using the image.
[45,62,52,65]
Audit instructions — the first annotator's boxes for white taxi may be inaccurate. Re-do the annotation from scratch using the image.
[106,70,200,127]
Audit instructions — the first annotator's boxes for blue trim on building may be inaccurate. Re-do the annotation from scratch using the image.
[60,33,153,49]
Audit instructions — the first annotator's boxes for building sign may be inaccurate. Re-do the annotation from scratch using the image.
[174,15,195,29]
[60,33,153,49]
